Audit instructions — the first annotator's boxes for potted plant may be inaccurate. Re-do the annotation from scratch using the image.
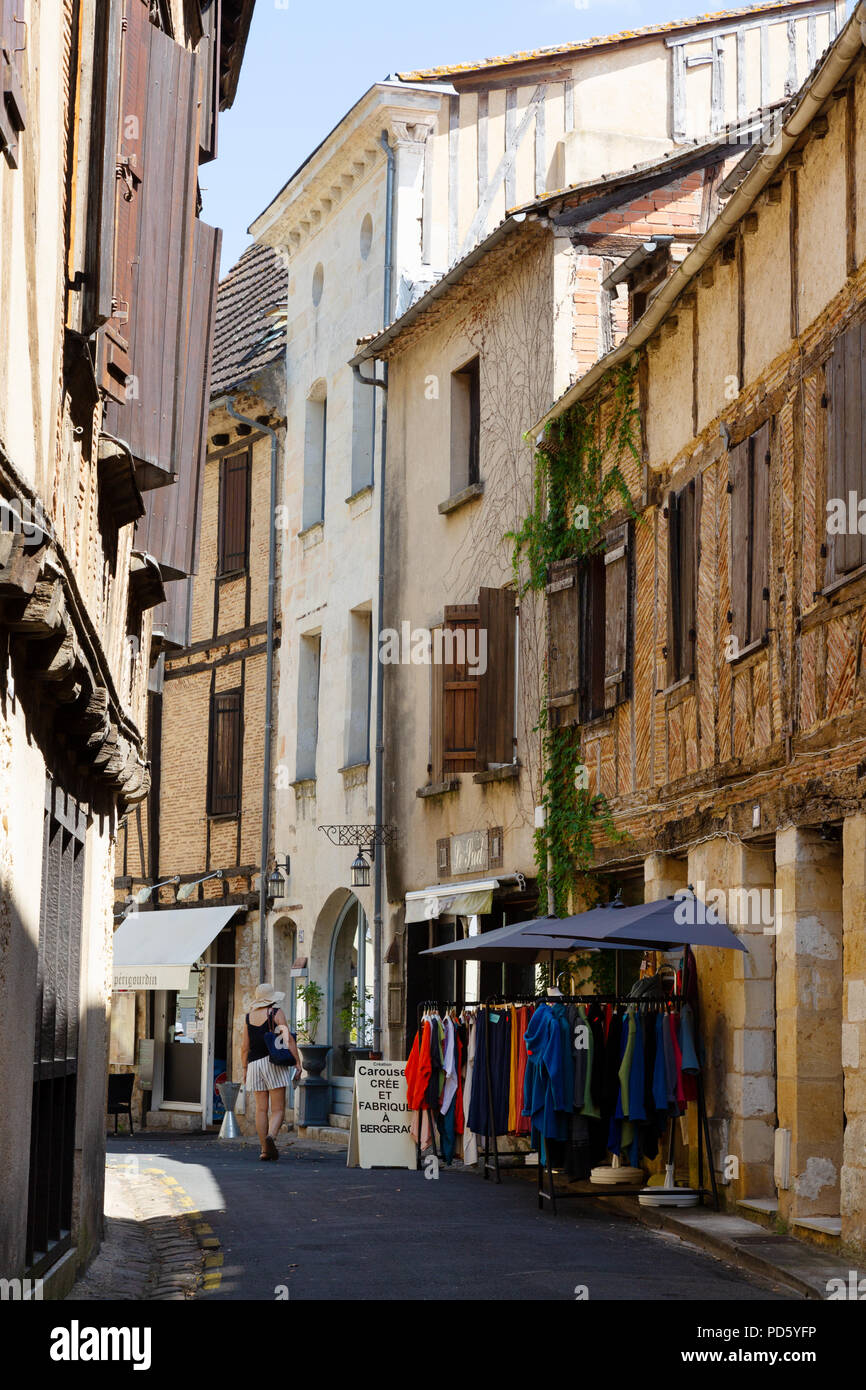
[295,980,330,1127]
[338,981,374,1069]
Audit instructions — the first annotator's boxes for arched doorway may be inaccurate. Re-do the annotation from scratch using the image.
[327,894,372,1117]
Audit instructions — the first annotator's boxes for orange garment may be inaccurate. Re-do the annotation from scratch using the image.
[515,1004,533,1136]
[404,1019,432,1111]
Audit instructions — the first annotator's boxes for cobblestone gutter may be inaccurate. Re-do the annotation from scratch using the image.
[67,1162,208,1301]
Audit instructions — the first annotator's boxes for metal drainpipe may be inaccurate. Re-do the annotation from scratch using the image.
[226,397,282,984]
[357,129,395,1053]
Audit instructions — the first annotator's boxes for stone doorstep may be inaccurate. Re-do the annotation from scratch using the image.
[597,1193,860,1300]
[297,1125,349,1147]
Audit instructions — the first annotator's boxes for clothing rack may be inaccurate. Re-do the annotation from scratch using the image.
[409,993,720,1214]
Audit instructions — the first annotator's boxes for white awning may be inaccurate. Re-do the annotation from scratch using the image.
[405,877,509,924]
[112,906,238,990]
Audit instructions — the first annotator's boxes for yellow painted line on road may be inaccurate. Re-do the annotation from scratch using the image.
[204,1254,223,1268]
[147,1167,223,1294]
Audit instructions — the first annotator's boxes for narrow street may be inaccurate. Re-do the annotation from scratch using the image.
[104,1137,796,1302]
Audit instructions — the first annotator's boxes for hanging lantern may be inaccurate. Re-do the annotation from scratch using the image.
[350,848,370,889]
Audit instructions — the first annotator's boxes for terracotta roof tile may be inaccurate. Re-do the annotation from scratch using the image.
[210,242,288,398]
[396,3,815,79]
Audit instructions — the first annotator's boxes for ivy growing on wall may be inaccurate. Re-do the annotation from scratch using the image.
[508,357,641,964]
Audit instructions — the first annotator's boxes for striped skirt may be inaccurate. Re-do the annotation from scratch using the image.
[246,1055,291,1092]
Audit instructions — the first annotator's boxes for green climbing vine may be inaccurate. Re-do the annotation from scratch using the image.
[507,356,642,986]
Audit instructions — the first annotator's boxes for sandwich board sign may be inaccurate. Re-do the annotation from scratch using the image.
[346,1060,416,1169]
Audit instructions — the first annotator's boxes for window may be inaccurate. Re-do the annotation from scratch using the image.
[345,609,372,767]
[728,424,770,651]
[296,633,321,781]
[302,389,327,529]
[208,687,243,816]
[826,320,866,580]
[430,587,516,781]
[0,0,27,168]
[26,782,87,1276]
[350,375,375,495]
[667,478,701,684]
[218,450,250,574]
[449,357,480,496]
[546,522,632,728]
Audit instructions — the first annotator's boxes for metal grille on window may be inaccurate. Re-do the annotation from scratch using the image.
[25,781,87,1276]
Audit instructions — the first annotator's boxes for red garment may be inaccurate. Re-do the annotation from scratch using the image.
[404,1019,432,1111]
[453,1033,465,1134]
[515,1004,533,1135]
[668,1012,686,1112]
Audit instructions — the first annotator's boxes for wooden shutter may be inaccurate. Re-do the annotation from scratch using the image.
[209,688,242,815]
[546,558,580,728]
[84,0,124,334]
[430,625,444,783]
[219,451,250,573]
[97,0,151,401]
[476,586,516,769]
[442,605,479,774]
[749,421,770,643]
[728,439,750,649]
[582,552,606,719]
[102,6,200,482]
[603,522,629,710]
[667,479,699,682]
[0,0,27,167]
[828,320,866,577]
[197,0,221,163]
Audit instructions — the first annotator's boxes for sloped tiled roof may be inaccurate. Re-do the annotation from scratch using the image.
[397,2,819,79]
[210,242,287,398]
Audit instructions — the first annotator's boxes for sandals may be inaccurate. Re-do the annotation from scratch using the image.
[265,1135,279,1161]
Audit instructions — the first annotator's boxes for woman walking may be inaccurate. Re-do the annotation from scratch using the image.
[242,983,302,1160]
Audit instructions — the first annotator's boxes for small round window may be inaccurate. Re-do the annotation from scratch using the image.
[360,214,373,261]
[312,262,324,306]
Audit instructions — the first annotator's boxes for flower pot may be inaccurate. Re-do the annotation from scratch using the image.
[297,1043,331,1128]
[347,1046,374,1072]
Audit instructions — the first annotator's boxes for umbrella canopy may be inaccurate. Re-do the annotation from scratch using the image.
[523,892,747,952]
[418,918,642,963]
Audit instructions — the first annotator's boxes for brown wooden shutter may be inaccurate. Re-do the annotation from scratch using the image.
[209,687,242,816]
[728,440,750,649]
[668,479,699,681]
[97,0,150,401]
[219,451,250,573]
[84,0,125,334]
[828,321,866,577]
[546,557,580,728]
[442,605,479,774]
[603,522,629,710]
[197,0,221,163]
[582,552,606,719]
[476,586,516,769]
[430,625,444,784]
[749,421,771,643]
[0,0,27,167]
[102,8,200,482]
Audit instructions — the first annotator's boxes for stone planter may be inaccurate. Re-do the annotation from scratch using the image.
[297,1043,331,1127]
[347,1046,374,1072]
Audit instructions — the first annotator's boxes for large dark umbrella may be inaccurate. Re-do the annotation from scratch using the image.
[518,892,747,952]
[418,918,642,963]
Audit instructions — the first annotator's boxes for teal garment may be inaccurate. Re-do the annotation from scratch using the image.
[679,1002,701,1073]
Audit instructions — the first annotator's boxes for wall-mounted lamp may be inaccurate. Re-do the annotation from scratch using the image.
[350,848,371,889]
[267,855,291,900]
[133,874,180,905]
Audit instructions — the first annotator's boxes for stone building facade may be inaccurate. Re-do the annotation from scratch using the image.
[113,243,287,1136]
[532,6,866,1257]
[0,0,253,1294]
[250,2,819,1119]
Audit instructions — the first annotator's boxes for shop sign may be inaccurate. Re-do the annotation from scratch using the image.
[450,830,488,876]
[346,1061,416,1169]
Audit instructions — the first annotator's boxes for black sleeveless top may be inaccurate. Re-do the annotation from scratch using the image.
[246,1009,276,1062]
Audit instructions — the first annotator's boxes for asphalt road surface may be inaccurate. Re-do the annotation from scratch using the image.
[106,1135,797,1302]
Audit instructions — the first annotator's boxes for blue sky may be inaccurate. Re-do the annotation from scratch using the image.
[203,0,740,273]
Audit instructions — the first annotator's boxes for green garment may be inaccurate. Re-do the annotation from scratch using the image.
[580,1005,600,1120]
